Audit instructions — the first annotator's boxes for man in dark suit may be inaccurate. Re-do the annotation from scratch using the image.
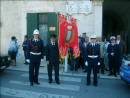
[82,37,89,72]
[79,33,86,70]
[107,36,119,77]
[27,29,44,86]
[116,35,126,74]
[85,35,100,86]
[46,34,60,84]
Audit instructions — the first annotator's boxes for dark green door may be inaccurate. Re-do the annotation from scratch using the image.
[27,13,38,39]
[47,13,58,41]
[27,13,58,42]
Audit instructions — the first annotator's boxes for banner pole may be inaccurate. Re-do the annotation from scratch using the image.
[64,50,68,72]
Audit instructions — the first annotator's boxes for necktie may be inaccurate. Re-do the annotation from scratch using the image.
[85,43,86,47]
[35,39,38,42]
[93,43,95,47]
[52,42,55,45]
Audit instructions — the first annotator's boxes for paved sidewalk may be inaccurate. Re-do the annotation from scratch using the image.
[1,69,128,98]
[7,58,121,80]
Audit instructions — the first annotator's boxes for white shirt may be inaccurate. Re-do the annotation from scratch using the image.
[91,43,96,46]
[51,41,55,45]
[34,38,39,42]
[84,43,87,47]
[117,40,120,44]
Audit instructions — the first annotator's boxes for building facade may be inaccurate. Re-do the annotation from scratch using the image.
[0,0,103,55]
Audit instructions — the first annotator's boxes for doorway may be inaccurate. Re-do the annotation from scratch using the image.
[27,12,58,47]
[103,0,130,53]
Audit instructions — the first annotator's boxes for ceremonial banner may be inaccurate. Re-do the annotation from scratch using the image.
[69,16,80,58]
[58,14,80,58]
[58,14,68,58]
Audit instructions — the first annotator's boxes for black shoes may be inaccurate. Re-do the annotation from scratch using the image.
[30,82,33,86]
[87,83,90,86]
[56,81,60,85]
[108,73,113,76]
[30,81,40,86]
[34,81,40,85]
[93,83,98,87]
[49,80,52,84]
[24,62,29,65]
[83,70,87,73]
[114,74,117,77]
[48,80,60,85]
[108,73,117,77]
[86,82,98,87]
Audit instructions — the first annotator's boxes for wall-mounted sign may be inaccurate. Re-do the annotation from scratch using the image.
[66,1,93,14]
[49,27,56,31]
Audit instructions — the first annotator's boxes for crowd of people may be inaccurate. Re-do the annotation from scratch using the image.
[68,33,126,86]
[76,33,126,75]
[8,30,126,87]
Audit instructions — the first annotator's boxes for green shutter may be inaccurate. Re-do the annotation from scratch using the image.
[27,13,38,39]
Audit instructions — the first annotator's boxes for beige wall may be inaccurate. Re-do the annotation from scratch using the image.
[0,0,103,55]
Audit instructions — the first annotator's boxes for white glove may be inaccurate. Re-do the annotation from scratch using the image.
[85,61,88,66]
[111,53,114,56]
[98,62,100,66]
[41,59,44,62]
[26,59,30,63]
[46,61,49,65]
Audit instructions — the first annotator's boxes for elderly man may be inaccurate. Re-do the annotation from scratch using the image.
[27,29,44,86]
[85,35,100,86]
[46,34,60,84]
[107,36,119,77]
[116,35,126,74]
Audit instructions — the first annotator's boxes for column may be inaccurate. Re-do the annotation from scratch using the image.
[93,0,103,38]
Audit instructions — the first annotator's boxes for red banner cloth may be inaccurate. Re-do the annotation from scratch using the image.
[69,16,80,58]
[58,14,80,58]
[58,14,68,59]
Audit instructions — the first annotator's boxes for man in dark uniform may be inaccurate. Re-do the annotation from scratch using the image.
[85,35,100,86]
[107,36,119,77]
[22,35,29,65]
[78,34,86,71]
[82,36,89,72]
[46,34,60,84]
[27,29,44,86]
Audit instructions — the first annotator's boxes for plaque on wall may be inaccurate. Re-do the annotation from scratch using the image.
[49,27,56,31]
[66,1,93,14]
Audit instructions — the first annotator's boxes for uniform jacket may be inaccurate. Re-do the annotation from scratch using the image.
[82,42,88,61]
[117,40,126,57]
[107,43,119,58]
[86,43,100,64]
[22,40,29,51]
[46,42,59,64]
[27,38,44,59]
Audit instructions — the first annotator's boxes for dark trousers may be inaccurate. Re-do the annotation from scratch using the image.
[69,58,75,71]
[83,58,87,71]
[79,56,84,69]
[109,56,117,75]
[100,58,105,74]
[47,62,59,82]
[8,51,17,61]
[69,58,78,71]
[24,51,28,63]
[29,55,41,83]
[116,56,122,73]
[87,58,98,85]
